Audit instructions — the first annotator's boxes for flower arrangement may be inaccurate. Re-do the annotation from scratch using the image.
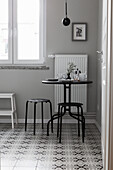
[67,62,76,79]
[67,62,76,74]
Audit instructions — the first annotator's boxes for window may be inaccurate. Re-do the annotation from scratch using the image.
[0,0,46,65]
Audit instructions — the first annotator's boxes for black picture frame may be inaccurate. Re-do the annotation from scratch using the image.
[72,23,87,41]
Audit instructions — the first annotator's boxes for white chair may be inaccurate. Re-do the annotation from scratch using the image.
[0,93,17,128]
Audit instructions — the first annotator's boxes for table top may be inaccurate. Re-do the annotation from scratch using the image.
[42,79,93,85]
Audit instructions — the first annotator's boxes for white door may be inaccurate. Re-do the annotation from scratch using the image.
[97,0,108,166]
[100,0,109,168]
[97,0,112,169]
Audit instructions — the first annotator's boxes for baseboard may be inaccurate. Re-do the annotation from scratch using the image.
[0,112,96,124]
[0,118,96,124]
[95,120,101,133]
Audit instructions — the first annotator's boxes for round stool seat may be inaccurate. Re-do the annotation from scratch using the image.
[58,102,83,107]
[28,98,50,103]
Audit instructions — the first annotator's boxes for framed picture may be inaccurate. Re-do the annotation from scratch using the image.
[72,23,87,41]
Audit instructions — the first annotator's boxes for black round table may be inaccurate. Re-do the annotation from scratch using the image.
[42,79,93,138]
[42,80,92,103]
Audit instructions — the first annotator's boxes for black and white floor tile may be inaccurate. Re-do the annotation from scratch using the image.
[0,123,103,170]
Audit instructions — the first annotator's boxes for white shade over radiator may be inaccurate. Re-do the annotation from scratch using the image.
[54,54,88,112]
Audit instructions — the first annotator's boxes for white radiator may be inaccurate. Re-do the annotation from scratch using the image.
[54,54,88,112]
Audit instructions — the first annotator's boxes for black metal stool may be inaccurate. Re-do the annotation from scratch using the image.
[25,98,53,135]
[57,102,85,143]
[47,102,85,143]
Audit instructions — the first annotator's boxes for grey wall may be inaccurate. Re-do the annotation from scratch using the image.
[47,0,98,112]
[0,0,99,120]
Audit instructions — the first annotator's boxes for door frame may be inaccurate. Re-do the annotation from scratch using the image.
[103,0,113,169]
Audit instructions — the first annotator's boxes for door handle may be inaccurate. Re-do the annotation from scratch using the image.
[96,51,103,55]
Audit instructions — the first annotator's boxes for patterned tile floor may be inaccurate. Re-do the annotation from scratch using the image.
[0,123,103,170]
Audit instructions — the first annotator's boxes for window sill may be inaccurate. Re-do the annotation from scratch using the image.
[0,65,49,70]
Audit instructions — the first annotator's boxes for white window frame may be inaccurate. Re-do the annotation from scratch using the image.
[0,0,46,65]
[0,0,13,64]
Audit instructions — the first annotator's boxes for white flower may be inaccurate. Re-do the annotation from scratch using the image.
[67,62,76,74]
